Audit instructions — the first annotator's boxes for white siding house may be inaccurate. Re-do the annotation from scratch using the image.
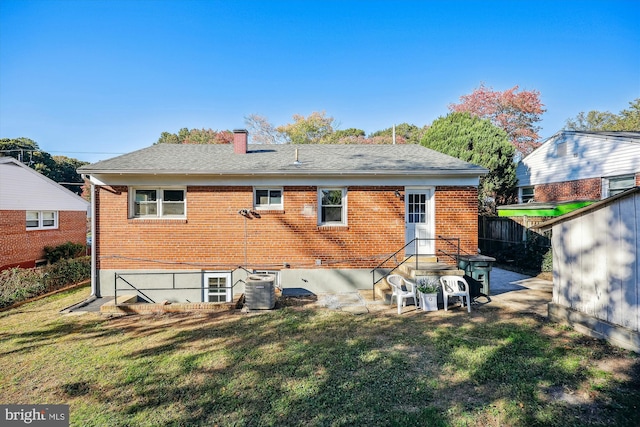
[0,157,90,269]
[516,131,640,203]
[0,157,89,212]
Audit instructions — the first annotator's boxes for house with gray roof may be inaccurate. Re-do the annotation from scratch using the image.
[1,157,89,270]
[78,130,488,307]
[498,131,640,224]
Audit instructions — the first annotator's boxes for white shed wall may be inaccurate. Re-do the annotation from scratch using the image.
[517,132,640,186]
[552,192,640,332]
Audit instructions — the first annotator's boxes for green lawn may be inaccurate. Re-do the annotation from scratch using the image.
[0,286,638,426]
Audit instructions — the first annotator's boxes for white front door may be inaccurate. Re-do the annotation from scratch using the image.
[405,189,434,256]
[203,272,232,302]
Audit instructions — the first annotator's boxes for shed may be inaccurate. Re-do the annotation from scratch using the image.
[536,187,640,352]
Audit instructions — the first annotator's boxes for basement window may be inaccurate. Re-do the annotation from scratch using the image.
[26,211,58,230]
[131,188,186,218]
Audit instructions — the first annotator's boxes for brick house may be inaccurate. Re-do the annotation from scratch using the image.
[498,131,640,224]
[78,130,487,303]
[0,157,90,270]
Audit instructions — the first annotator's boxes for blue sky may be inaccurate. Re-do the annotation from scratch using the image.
[1,0,638,163]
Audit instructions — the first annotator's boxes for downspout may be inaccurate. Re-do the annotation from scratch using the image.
[90,181,98,297]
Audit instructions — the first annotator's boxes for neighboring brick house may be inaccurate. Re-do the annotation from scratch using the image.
[78,130,487,302]
[498,131,640,224]
[0,157,90,270]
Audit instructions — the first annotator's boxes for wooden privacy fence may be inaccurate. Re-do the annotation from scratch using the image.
[478,216,550,254]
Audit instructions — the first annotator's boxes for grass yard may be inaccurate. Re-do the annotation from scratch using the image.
[0,286,638,427]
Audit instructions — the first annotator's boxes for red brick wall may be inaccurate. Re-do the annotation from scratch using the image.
[435,186,479,263]
[534,178,601,202]
[0,210,87,270]
[96,185,479,270]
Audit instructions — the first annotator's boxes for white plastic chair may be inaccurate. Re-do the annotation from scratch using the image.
[439,275,472,313]
[386,274,418,314]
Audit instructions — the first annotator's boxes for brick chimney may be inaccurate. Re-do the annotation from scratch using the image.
[233,129,248,154]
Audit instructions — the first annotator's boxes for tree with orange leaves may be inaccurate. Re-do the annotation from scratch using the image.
[449,83,545,156]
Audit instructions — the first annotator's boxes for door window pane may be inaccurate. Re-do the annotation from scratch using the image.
[408,194,426,223]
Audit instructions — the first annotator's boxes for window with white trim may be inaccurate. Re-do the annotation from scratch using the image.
[520,186,534,203]
[318,188,346,225]
[26,211,58,230]
[204,273,232,303]
[603,174,635,198]
[254,188,283,210]
[131,188,186,218]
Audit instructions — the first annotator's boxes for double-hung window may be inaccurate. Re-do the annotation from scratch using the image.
[520,186,534,203]
[603,175,635,198]
[131,188,186,218]
[26,211,58,230]
[254,188,283,210]
[318,188,346,225]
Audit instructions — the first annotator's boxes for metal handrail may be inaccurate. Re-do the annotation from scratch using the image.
[370,236,461,301]
[114,266,255,306]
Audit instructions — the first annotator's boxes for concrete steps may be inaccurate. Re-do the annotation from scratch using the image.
[374,257,464,303]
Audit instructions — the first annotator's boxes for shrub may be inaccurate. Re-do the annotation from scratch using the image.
[542,248,553,272]
[44,241,86,264]
[0,256,90,309]
[491,238,551,275]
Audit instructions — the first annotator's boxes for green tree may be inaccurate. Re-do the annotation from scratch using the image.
[155,128,233,144]
[51,156,88,194]
[421,112,516,211]
[276,111,336,144]
[368,123,427,144]
[0,138,87,195]
[565,98,640,131]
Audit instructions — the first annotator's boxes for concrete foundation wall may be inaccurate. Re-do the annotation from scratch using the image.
[97,268,374,302]
[279,269,374,294]
[98,269,250,303]
[549,302,640,353]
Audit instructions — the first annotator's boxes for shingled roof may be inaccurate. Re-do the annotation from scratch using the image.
[78,143,488,176]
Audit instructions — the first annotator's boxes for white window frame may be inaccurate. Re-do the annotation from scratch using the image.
[602,174,635,198]
[26,210,58,230]
[130,187,187,219]
[318,188,347,226]
[203,272,232,303]
[520,186,535,203]
[254,187,283,210]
